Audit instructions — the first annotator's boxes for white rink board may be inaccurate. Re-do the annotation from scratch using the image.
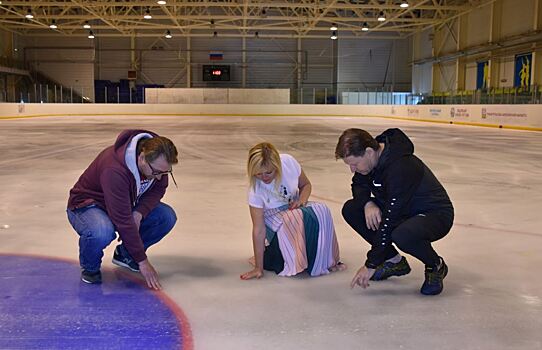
[1,103,541,130]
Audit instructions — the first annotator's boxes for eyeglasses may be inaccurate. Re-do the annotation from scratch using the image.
[148,162,178,188]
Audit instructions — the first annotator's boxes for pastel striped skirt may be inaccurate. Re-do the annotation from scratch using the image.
[263,202,340,277]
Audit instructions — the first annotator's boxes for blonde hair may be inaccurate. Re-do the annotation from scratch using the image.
[247,142,282,189]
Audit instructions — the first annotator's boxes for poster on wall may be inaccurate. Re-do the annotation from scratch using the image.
[476,61,489,90]
[514,53,532,90]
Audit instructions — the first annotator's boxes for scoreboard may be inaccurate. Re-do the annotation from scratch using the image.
[203,65,230,81]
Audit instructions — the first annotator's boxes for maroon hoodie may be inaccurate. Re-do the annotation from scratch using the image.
[68,129,168,263]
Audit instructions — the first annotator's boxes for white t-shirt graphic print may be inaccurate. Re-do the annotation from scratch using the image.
[248,154,301,209]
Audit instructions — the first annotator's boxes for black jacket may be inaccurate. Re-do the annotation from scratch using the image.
[350,128,453,268]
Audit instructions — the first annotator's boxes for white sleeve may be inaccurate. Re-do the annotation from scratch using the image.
[248,187,264,208]
[281,154,301,178]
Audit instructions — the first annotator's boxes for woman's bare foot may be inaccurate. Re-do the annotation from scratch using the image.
[248,256,256,267]
[329,261,347,272]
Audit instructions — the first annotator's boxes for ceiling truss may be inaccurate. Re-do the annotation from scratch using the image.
[0,0,488,40]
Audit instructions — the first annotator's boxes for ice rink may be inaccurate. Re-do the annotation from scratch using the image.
[1,114,541,349]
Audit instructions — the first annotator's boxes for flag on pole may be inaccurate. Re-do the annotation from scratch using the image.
[209,51,223,60]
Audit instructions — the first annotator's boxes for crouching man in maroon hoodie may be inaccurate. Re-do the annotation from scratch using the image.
[67,129,179,290]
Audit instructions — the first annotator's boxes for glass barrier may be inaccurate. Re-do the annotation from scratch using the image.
[2,85,541,104]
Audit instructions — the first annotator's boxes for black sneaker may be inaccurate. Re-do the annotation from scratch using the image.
[370,256,411,281]
[81,269,102,284]
[421,257,448,295]
[112,245,140,272]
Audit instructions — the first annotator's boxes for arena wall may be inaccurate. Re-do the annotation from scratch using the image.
[1,103,541,131]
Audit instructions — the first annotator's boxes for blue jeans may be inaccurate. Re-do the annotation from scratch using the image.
[67,203,177,272]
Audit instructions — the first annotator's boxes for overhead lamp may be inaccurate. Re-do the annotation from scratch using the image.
[157,0,166,4]
[330,31,337,40]
[361,22,369,31]
[0,1,3,4]
[213,31,218,37]
[400,0,409,8]
[144,8,152,19]
[49,20,57,29]
[83,21,91,29]
[25,9,34,19]
[165,30,172,39]
[377,11,386,21]
[255,31,259,38]
[88,30,95,39]
[330,23,338,31]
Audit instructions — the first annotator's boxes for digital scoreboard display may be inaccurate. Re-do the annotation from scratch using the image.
[203,65,230,81]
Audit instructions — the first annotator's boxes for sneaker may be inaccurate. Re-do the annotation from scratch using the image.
[420,257,448,295]
[112,245,140,272]
[81,269,102,284]
[370,256,411,281]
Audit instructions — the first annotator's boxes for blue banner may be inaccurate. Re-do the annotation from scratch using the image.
[476,61,489,90]
[514,53,532,89]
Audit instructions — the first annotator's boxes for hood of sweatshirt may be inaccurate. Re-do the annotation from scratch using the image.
[373,128,414,174]
[113,129,159,197]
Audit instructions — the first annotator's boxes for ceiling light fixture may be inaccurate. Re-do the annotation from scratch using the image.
[362,22,369,31]
[83,21,91,29]
[400,1,409,8]
[378,11,386,21]
[330,23,338,31]
[49,20,57,29]
[25,9,34,19]
[144,8,152,19]
[165,30,172,38]
[88,30,94,39]
[157,0,167,4]
[330,31,337,40]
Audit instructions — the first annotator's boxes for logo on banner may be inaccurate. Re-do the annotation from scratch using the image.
[453,108,470,118]
[407,108,419,117]
[481,108,487,119]
[450,107,455,118]
[430,108,441,117]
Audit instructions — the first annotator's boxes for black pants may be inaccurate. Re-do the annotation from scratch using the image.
[342,199,454,267]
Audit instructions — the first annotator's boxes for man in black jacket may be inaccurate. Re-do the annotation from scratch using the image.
[335,128,454,295]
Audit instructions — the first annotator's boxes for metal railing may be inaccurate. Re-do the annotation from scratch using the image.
[0,84,93,103]
[425,86,542,104]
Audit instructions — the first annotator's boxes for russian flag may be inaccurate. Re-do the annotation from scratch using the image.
[209,51,223,60]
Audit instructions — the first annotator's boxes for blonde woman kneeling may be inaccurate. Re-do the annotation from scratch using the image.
[240,142,345,280]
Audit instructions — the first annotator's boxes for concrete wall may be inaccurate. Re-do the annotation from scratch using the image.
[1,102,541,130]
[411,0,542,92]
[145,88,290,104]
[412,29,434,94]
[21,37,95,101]
[338,38,412,92]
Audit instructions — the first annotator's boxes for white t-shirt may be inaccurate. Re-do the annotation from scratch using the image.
[248,154,301,209]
